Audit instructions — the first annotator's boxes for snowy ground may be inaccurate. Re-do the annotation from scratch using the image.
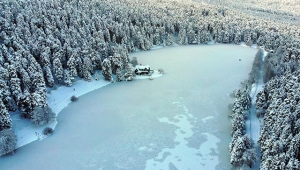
[9,70,162,150]
[246,49,267,169]
[0,44,257,170]
[247,80,263,169]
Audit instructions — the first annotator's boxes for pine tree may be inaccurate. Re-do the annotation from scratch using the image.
[30,92,41,110]
[217,29,223,43]
[256,90,267,117]
[187,28,195,44]
[90,51,102,70]
[19,68,31,91]
[0,99,12,131]
[230,135,256,168]
[116,67,123,81]
[0,80,14,111]
[230,137,245,167]
[178,28,187,45]
[64,70,72,87]
[112,34,116,43]
[102,58,113,82]
[0,66,9,80]
[9,77,22,106]
[82,57,93,82]
[231,114,245,135]
[166,33,173,46]
[32,72,47,108]
[18,90,32,114]
[53,58,63,83]
[40,47,51,67]
[30,106,55,126]
[0,129,17,155]
[125,63,133,81]
[223,31,230,43]
[67,55,78,79]
[44,66,54,87]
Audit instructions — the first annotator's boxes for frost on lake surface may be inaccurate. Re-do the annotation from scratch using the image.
[202,116,214,122]
[145,100,220,169]
[0,45,257,170]
[9,69,162,149]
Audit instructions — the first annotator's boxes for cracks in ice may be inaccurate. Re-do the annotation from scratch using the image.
[144,98,220,170]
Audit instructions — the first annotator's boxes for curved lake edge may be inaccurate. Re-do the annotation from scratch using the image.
[3,43,259,170]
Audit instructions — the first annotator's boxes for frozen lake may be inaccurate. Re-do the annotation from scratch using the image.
[0,44,257,170]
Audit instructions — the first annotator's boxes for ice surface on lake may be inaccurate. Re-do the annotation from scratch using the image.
[0,44,257,170]
[202,116,214,122]
[145,100,220,170]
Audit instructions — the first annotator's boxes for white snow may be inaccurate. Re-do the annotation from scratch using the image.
[239,42,259,49]
[11,114,56,148]
[135,65,150,70]
[239,42,248,48]
[11,74,110,148]
[149,45,165,50]
[246,50,267,169]
[1,44,257,170]
[10,70,161,150]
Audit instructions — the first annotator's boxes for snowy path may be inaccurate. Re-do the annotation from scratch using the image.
[246,50,267,169]
[247,80,263,169]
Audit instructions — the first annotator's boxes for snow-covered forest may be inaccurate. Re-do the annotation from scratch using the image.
[1,0,300,168]
[195,0,300,25]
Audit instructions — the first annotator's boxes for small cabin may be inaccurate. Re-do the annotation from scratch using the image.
[135,65,150,75]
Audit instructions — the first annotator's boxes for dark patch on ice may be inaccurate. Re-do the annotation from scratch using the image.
[210,148,218,156]
[180,130,186,134]
[196,153,203,157]
[169,162,179,170]
[185,131,207,149]
[91,112,178,170]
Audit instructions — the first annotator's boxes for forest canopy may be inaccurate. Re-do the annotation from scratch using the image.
[0,0,300,168]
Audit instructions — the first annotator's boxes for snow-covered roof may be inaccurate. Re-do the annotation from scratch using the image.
[135,65,150,69]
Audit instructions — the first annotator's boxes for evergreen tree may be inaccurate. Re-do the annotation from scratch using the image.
[125,63,133,81]
[30,106,56,126]
[0,66,9,80]
[166,33,173,46]
[19,68,31,91]
[82,57,93,82]
[64,70,72,87]
[102,58,113,82]
[18,90,32,114]
[111,54,123,74]
[0,80,14,111]
[44,66,54,87]
[67,55,78,79]
[9,77,22,106]
[0,99,12,131]
[32,72,47,108]
[0,129,17,155]
[53,58,63,83]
